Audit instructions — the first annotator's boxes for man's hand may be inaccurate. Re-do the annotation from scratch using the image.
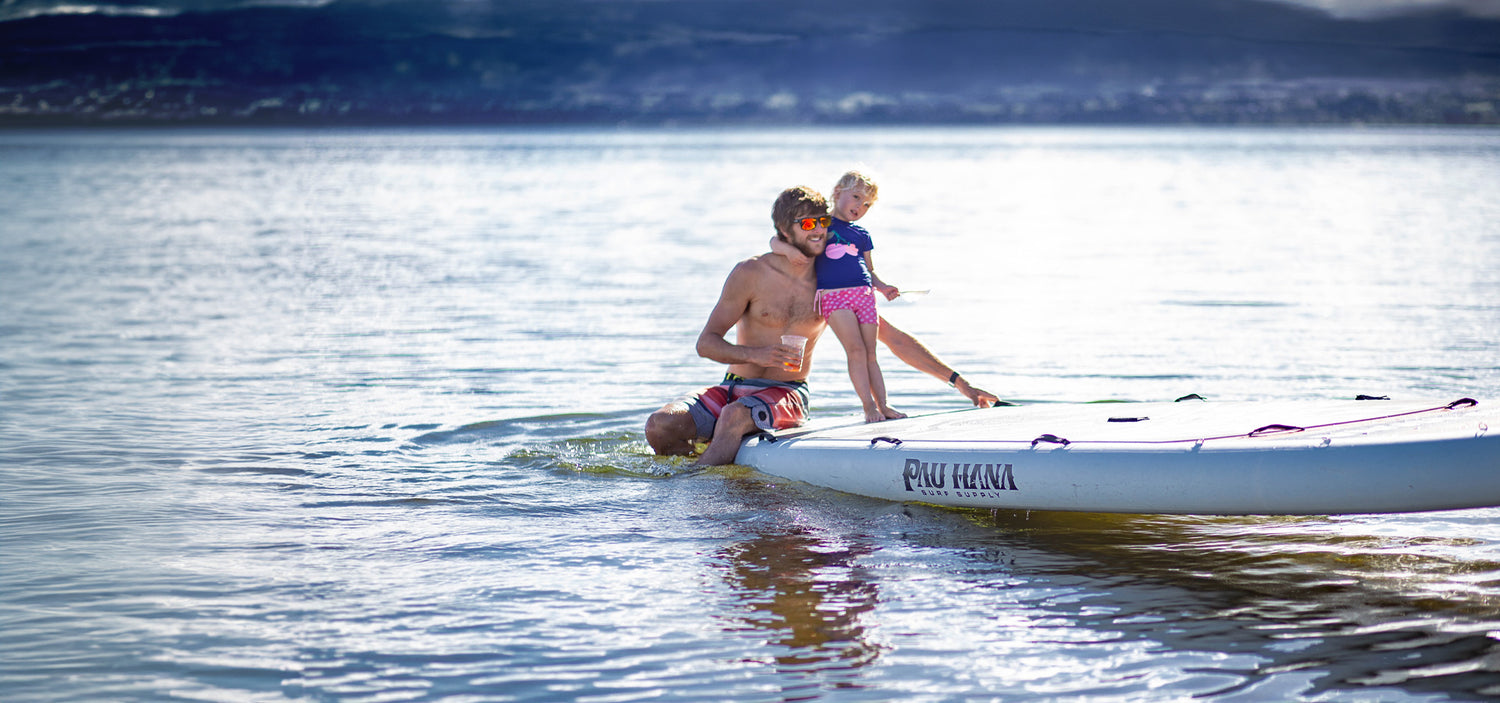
[956,377,1009,408]
[745,342,802,371]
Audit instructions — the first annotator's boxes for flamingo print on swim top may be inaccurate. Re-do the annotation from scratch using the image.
[815,219,874,290]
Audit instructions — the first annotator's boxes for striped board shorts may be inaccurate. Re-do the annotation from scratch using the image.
[682,373,810,439]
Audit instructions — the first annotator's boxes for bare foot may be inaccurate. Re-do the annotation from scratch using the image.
[880,406,907,420]
[863,406,887,423]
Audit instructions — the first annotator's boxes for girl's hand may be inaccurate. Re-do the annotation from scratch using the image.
[877,284,901,301]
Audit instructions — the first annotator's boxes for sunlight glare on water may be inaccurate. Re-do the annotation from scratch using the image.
[1,126,1499,701]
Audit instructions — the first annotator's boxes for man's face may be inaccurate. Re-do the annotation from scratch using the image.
[783,212,830,258]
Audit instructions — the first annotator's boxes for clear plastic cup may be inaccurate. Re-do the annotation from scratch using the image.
[780,334,807,372]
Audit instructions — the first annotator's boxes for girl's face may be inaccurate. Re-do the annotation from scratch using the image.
[832,188,875,222]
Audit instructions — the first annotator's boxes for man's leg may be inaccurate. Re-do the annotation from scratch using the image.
[695,402,756,466]
[646,403,700,456]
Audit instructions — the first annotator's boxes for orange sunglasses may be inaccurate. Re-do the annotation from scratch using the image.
[798,216,832,231]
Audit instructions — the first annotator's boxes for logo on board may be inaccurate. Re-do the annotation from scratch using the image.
[902,458,1017,497]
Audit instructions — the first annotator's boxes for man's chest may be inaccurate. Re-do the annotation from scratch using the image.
[749,283,818,326]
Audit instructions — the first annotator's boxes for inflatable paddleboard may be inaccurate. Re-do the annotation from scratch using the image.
[734,397,1500,515]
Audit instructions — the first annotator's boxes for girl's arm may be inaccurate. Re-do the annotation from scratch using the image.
[863,251,900,300]
[769,235,812,264]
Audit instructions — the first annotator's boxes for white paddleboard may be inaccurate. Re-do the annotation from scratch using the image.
[734,398,1500,515]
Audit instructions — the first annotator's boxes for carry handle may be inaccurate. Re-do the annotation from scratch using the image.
[1248,424,1305,437]
[1031,434,1071,448]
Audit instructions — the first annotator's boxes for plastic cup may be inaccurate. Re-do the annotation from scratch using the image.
[780,334,807,372]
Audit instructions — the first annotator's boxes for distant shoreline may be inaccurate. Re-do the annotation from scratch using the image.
[6,2,1498,129]
[2,102,1496,129]
[5,80,1496,128]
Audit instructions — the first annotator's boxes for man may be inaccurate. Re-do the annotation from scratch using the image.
[646,186,1002,466]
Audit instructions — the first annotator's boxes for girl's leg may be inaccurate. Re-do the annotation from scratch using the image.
[827,309,884,423]
[860,322,905,420]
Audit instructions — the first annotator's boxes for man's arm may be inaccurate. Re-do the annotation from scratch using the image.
[877,317,1010,407]
[696,261,793,369]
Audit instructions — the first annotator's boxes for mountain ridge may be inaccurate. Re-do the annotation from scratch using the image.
[2,0,1497,126]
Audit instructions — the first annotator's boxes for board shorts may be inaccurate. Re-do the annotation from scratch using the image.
[681,373,810,439]
[817,285,879,325]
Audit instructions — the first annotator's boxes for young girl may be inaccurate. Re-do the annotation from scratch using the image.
[773,171,904,423]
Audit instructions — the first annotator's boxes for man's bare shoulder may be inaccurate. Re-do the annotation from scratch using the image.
[727,252,789,281]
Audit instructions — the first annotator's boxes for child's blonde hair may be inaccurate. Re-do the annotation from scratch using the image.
[832,170,879,202]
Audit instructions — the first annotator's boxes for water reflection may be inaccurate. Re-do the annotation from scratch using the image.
[714,524,882,697]
[967,509,1500,699]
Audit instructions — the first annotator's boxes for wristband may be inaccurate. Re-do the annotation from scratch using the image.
[948,371,960,387]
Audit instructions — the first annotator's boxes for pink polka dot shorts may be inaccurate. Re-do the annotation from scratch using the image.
[817,286,879,325]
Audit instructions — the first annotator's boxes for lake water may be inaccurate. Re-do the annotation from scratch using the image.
[2,125,1499,701]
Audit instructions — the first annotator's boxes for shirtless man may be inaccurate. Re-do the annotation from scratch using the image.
[645,186,1003,466]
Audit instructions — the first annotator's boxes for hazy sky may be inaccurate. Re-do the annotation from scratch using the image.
[1277,0,1500,17]
[3,0,1499,22]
